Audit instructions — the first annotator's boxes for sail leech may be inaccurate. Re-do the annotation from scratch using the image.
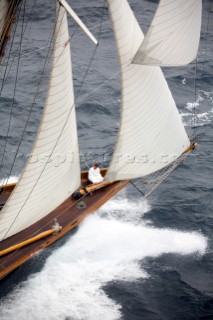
[0,3,80,240]
[106,0,190,181]
[133,0,202,66]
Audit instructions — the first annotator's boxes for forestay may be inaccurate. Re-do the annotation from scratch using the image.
[105,0,190,181]
[133,0,202,66]
[0,4,80,240]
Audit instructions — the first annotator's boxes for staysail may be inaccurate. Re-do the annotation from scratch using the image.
[0,4,80,240]
[133,0,202,66]
[105,0,190,181]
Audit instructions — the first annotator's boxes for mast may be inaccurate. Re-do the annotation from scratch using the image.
[0,0,98,241]
[0,2,81,240]
[0,0,22,63]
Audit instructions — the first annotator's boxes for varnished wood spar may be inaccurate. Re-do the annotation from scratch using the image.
[0,169,108,195]
[0,169,129,280]
[0,182,16,194]
[0,1,22,62]
[79,180,114,194]
[0,226,61,257]
[183,143,198,154]
[0,181,112,256]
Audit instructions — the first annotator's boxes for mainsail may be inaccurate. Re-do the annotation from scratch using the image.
[106,0,190,181]
[0,4,80,240]
[133,0,202,66]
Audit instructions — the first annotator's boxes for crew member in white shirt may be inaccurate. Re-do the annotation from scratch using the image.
[88,163,104,184]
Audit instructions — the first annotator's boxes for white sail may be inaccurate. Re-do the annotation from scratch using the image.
[0,4,80,240]
[133,0,202,66]
[105,0,190,181]
[0,0,8,37]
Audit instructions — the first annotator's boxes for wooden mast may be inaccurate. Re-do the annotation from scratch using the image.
[0,0,22,62]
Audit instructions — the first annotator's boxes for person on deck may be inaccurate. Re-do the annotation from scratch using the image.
[88,163,104,184]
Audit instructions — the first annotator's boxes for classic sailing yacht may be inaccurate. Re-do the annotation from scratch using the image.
[0,0,201,280]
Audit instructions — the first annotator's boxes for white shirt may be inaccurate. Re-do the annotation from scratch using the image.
[88,167,104,183]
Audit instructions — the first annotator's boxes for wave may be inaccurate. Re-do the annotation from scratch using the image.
[0,197,207,320]
[181,109,213,127]
[180,89,213,127]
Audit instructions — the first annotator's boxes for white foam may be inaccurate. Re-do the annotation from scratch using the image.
[0,198,207,320]
[181,110,213,127]
[180,89,213,127]
[186,101,200,111]
[98,193,150,224]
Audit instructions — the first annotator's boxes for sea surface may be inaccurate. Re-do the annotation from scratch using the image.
[0,0,213,319]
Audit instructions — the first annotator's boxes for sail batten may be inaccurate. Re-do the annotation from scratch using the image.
[0,4,80,240]
[133,0,202,66]
[105,0,190,181]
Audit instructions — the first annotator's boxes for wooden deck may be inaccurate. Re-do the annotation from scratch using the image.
[0,170,129,280]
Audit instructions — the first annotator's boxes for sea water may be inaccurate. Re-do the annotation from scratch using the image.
[0,1,212,319]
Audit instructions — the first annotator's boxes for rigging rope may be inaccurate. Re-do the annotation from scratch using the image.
[0,0,110,178]
[0,0,39,178]
[0,20,113,66]
[0,0,18,61]
[1,6,64,240]
[77,70,120,106]
[74,0,106,169]
[0,2,21,92]
[3,0,38,82]
[76,0,106,102]
[131,153,188,198]
[192,0,211,143]
[0,0,26,176]
[192,57,198,143]
[0,0,109,241]
[0,2,59,188]
[0,185,91,267]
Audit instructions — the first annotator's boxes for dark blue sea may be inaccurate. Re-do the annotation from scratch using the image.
[0,0,212,319]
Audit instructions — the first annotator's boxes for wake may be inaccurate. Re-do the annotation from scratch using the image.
[0,196,207,320]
